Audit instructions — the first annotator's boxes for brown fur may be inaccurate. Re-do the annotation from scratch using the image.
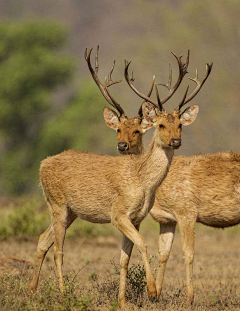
[106,108,239,305]
[29,103,186,308]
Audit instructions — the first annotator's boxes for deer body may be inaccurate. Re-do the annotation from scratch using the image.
[152,152,240,228]
[40,144,173,227]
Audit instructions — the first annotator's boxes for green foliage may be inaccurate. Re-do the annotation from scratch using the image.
[0,198,49,240]
[126,262,147,305]
[110,301,119,311]
[0,197,116,240]
[0,21,75,195]
[37,80,116,159]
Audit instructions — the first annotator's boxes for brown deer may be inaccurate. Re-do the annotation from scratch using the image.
[28,47,199,309]
[104,53,214,305]
[86,47,212,302]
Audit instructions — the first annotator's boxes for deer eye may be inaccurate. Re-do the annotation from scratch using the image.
[134,130,140,134]
[117,129,120,133]
[179,124,182,129]
[159,124,165,129]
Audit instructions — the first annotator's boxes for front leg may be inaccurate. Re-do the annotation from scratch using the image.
[113,215,156,306]
[118,225,139,308]
[156,222,176,299]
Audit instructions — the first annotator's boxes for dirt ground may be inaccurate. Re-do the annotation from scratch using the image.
[1,219,240,310]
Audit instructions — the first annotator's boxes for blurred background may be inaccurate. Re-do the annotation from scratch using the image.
[0,0,239,195]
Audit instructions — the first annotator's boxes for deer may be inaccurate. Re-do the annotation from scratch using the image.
[102,51,214,305]
[28,47,201,309]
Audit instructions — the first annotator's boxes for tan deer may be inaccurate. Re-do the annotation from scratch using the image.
[28,47,199,309]
[86,47,213,305]
[104,53,214,305]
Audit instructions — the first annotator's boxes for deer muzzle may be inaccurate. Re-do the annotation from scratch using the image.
[117,142,129,152]
[169,138,181,149]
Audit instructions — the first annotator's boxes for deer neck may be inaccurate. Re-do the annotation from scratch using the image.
[135,136,144,155]
[135,133,174,192]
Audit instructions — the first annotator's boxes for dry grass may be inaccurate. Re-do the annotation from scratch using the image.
[1,213,240,310]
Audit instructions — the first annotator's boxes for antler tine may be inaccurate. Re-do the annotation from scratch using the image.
[95,45,99,74]
[178,83,190,111]
[159,63,172,91]
[124,60,159,108]
[105,60,123,87]
[138,75,156,117]
[158,50,190,105]
[177,62,213,111]
[155,83,163,111]
[85,46,125,117]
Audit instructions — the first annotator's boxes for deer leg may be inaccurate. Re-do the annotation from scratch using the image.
[52,205,76,293]
[114,216,156,301]
[156,222,176,299]
[178,218,195,305]
[29,207,77,292]
[28,224,54,292]
[118,224,140,308]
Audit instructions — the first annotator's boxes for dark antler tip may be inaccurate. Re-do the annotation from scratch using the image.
[124,60,132,68]
[206,63,213,74]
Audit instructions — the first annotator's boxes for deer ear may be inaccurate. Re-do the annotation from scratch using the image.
[103,107,120,130]
[141,102,157,132]
[180,105,199,126]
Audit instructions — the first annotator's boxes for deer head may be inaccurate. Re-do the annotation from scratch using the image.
[85,46,148,154]
[122,53,212,151]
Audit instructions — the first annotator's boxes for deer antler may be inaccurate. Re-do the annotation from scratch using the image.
[85,46,125,117]
[138,75,156,117]
[124,51,190,110]
[124,60,160,109]
[177,62,213,111]
[158,50,189,104]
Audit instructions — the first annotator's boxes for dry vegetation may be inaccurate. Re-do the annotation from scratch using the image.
[1,198,240,310]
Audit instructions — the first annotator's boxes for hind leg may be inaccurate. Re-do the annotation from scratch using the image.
[29,206,77,292]
[29,224,54,291]
[51,204,77,293]
[156,222,176,299]
[178,217,195,305]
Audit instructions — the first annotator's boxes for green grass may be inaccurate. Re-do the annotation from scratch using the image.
[0,274,92,311]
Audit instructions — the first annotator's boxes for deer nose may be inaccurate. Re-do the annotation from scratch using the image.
[117,142,129,152]
[170,139,181,148]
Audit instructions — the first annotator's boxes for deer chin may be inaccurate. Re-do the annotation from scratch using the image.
[171,145,181,150]
[117,148,129,155]
[167,144,181,150]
